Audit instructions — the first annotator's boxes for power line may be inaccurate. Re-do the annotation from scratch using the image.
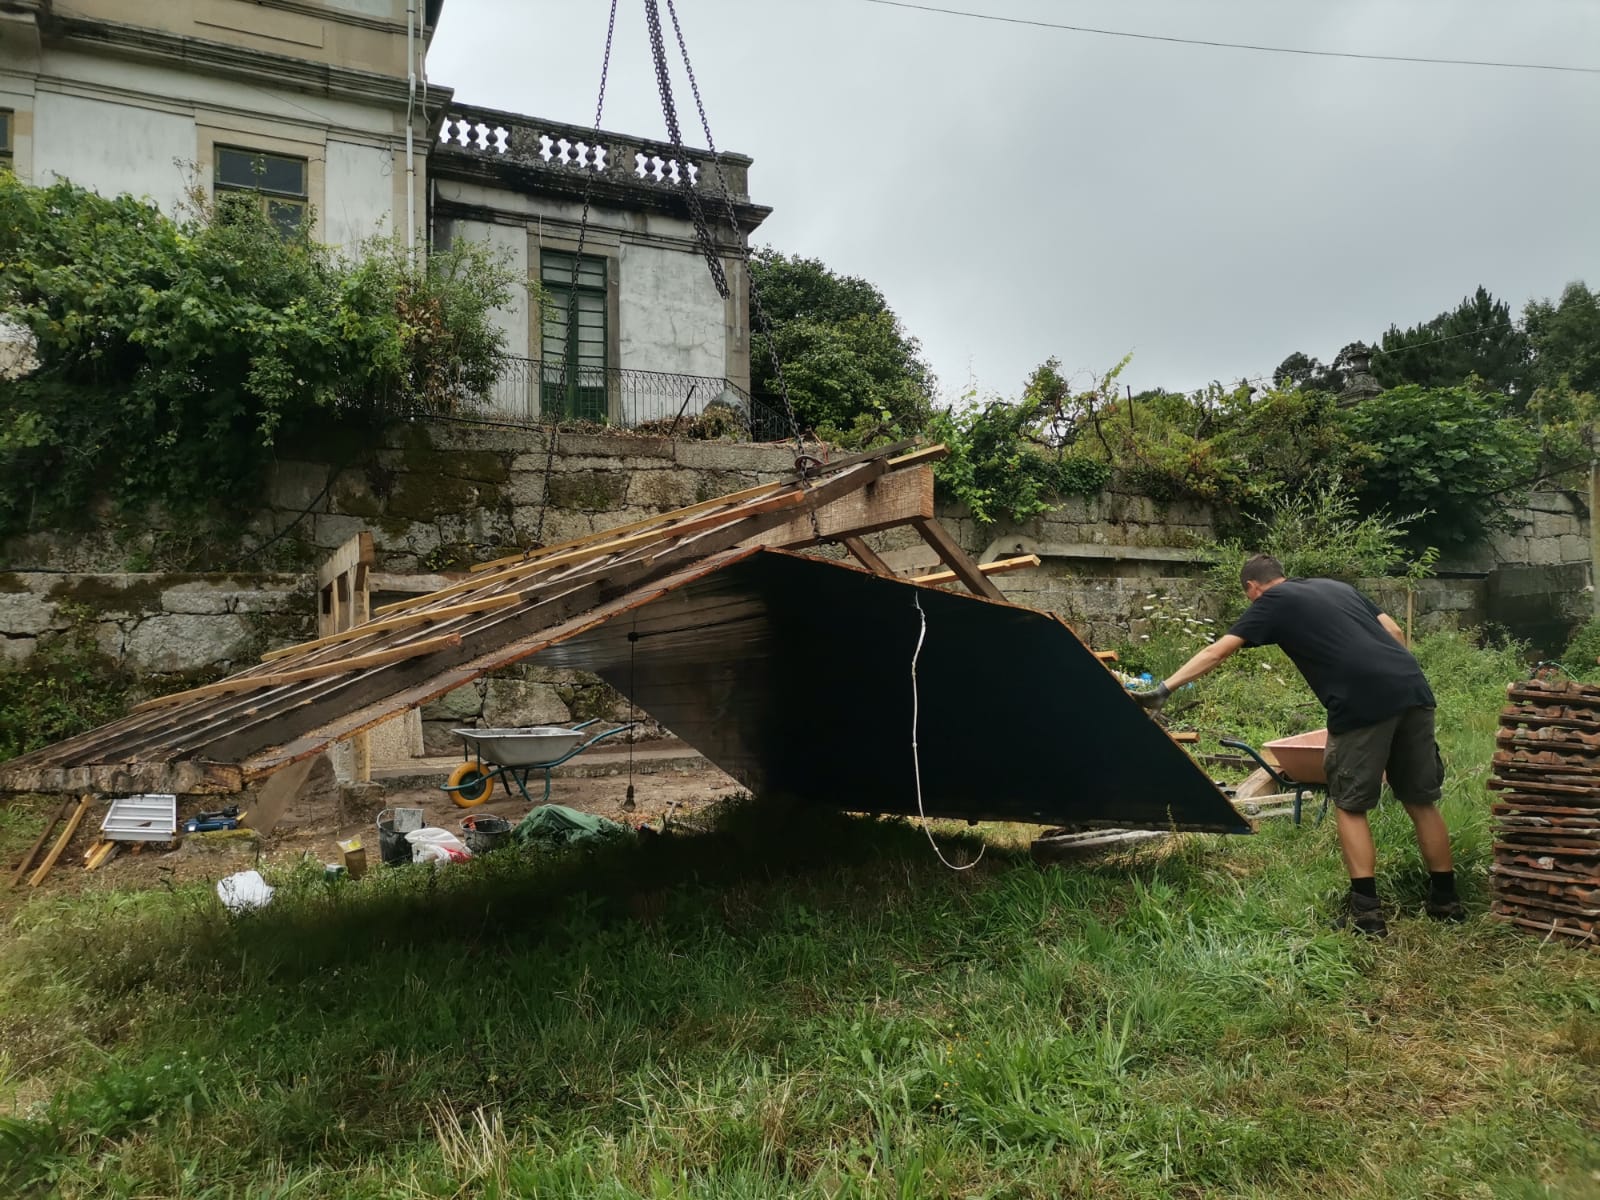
[859,0,1600,77]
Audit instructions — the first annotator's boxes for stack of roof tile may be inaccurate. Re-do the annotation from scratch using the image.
[1489,677,1600,949]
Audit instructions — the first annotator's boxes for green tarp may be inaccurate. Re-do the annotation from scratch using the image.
[512,804,630,848]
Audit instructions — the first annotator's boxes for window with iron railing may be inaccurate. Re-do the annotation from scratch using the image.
[0,110,12,169]
[540,249,608,421]
[214,147,307,236]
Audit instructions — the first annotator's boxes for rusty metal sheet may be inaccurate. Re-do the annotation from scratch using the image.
[537,548,1252,834]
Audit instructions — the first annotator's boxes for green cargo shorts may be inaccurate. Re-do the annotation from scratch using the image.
[1324,706,1443,814]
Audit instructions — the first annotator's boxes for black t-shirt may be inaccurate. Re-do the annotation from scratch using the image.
[1226,577,1435,733]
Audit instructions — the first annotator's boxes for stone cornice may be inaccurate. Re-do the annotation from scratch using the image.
[431,154,771,237]
[45,14,415,110]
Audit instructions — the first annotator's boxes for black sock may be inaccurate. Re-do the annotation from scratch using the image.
[1429,870,1456,898]
[1349,876,1378,899]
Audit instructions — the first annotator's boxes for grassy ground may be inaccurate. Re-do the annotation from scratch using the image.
[1,631,1597,1198]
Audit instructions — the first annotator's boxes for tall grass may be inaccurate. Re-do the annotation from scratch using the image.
[1,631,1597,1199]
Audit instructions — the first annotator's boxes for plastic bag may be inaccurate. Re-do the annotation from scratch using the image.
[217,869,275,912]
[405,826,472,865]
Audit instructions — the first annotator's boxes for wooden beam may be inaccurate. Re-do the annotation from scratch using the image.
[85,839,118,872]
[8,795,74,887]
[886,443,949,470]
[468,481,786,573]
[841,536,893,576]
[1093,650,1119,663]
[910,554,1040,586]
[260,593,522,662]
[133,634,463,713]
[911,517,1007,601]
[29,795,93,887]
[742,467,934,551]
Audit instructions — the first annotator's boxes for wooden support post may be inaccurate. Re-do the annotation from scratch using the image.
[28,795,93,887]
[318,533,376,781]
[910,554,1041,586]
[9,795,75,888]
[911,517,1006,601]
[841,536,894,576]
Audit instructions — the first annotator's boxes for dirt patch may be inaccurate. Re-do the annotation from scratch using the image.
[8,764,742,903]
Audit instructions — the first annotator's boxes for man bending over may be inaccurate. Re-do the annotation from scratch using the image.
[1136,554,1464,937]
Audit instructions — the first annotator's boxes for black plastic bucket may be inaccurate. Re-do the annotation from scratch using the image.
[375,812,411,867]
[460,814,513,856]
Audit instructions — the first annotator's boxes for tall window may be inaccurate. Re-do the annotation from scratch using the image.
[0,111,12,169]
[540,250,608,421]
[214,146,307,235]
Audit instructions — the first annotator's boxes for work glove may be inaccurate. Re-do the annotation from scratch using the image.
[1133,682,1172,713]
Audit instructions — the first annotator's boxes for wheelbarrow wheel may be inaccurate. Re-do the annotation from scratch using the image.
[446,762,493,807]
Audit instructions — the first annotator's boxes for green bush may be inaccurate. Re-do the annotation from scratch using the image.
[927,394,1109,524]
[0,175,511,537]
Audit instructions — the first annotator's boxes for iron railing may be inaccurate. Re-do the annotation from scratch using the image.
[450,356,791,441]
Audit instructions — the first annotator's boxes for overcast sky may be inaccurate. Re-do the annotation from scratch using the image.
[428,0,1600,400]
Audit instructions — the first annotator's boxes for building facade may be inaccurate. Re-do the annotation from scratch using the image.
[0,0,767,419]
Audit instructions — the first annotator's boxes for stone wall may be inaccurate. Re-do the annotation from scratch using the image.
[2,426,1593,703]
[0,572,312,670]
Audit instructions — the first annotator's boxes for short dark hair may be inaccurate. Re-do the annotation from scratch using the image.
[1240,554,1286,588]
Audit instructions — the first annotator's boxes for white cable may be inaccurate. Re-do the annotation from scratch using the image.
[910,592,985,871]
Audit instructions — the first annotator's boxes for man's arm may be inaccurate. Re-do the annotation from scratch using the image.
[1134,635,1246,710]
[1165,634,1246,689]
[1376,612,1407,648]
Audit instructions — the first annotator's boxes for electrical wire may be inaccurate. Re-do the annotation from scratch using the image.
[859,0,1600,77]
[909,592,985,872]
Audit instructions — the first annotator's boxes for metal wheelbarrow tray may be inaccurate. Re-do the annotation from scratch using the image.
[442,718,635,807]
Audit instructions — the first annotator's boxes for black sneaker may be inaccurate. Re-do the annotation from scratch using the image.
[1333,891,1388,938]
[1425,893,1466,923]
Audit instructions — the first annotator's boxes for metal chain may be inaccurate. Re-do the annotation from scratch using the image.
[535,0,618,548]
[664,0,811,472]
[643,0,730,299]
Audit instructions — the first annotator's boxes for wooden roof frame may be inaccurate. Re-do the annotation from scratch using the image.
[0,443,1029,797]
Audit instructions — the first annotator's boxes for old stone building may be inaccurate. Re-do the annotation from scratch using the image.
[0,0,765,421]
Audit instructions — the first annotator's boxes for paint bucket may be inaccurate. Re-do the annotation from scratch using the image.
[375,809,412,867]
[460,814,513,856]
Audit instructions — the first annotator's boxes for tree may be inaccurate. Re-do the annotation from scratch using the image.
[1525,280,1600,398]
[1272,342,1368,394]
[1371,286,1532,399]
[748,249,934,441]
[0,175,510,535]
[1340,384,1537,549]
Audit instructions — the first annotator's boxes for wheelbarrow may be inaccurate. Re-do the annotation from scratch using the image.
[442,719,636,808]
[1219,731,1330,826]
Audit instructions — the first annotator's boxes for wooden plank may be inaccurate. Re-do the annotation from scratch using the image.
[468,481,786,573]
[1094,650,1119,663]
[133,634,463,714]
[260,593,522,663]
[8,795,74,887]
[740,467,933,551]
[886,443,949,469]
[28,795,93,887]
[841,536,893,576]
[912,516,1006,601]
[910,554,1041,586]
[84,840,118,872]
